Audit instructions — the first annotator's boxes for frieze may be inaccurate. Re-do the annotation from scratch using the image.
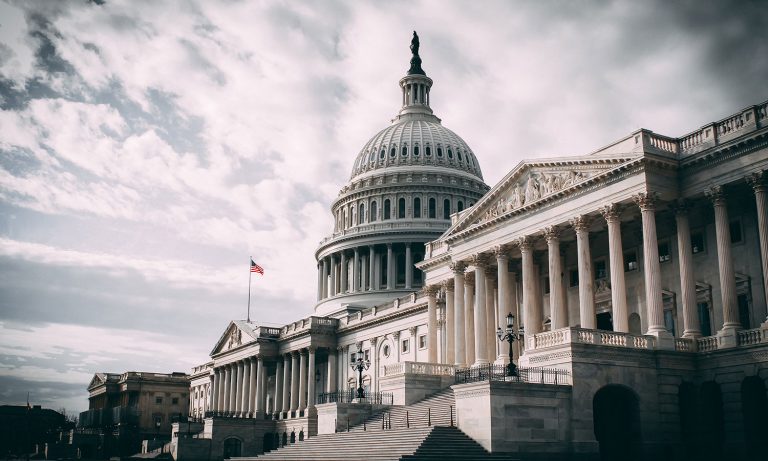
[454,388,492,398]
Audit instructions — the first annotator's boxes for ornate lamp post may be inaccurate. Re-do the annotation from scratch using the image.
[350,350,370,399]
[496,312,518,376]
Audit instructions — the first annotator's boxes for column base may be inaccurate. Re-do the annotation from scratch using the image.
[681,330,702,339]
[471,360,490,368]
[716,326,739,348]
[494,355,510,366]
[647,328,675,350]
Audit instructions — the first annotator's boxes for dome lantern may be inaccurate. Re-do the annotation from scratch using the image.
[395,31,437,122]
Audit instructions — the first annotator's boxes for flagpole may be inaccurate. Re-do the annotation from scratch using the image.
[247,256,252,323]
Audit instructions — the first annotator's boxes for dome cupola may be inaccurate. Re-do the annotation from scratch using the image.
[314,32,490,317]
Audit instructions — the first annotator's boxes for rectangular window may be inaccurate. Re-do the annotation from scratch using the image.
[402,339,410,353]
[155,397,163,405]
[364,349,370,361]
[419,334,427,349]
[624,251,638,272]
[691,231,705,254]
[172,397,179,405]
[730,219,743,244]
[350,352,356,363]
[594,260,607,280]
[658,241,671,263]
[569,269,579,287]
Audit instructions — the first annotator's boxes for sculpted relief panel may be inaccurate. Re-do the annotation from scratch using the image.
[480,170,591,223]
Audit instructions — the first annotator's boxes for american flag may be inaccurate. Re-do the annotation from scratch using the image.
[250,259,264,275]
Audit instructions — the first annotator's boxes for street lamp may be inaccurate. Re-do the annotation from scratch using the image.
[350,350,371,399]
[496,312,518,377]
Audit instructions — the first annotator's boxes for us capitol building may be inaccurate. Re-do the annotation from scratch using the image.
[171,34,768,461]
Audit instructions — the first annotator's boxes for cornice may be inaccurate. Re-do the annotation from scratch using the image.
[336,301,428,334]
[680,129,768,172]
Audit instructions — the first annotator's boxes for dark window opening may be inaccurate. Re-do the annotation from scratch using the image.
[691,231,705,254]
[658,241,671,263]
[437,147,443,157]
[429,198,436,218]
[414,145,419,156]
[425,146,431,156]
[443,199,450,219]
[457,200,464,212]
[398,198,406,218]
[413,198,421,218]
[570,269,579,287]
[595,260,607,279]
[624,251,638,271]
[730,219,743,244]
[383,199,391,220]
[402,146,408,156]
[370,201,377,222]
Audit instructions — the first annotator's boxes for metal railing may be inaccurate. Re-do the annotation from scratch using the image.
[316,389,393,405]
[454,365,571,385]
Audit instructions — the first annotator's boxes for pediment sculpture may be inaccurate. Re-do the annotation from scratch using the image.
[226,327,242,350]
[479,170,591,224]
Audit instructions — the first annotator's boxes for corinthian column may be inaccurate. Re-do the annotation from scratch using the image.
[353,248,360,293]
[405,244,413,289]
[673,201,701,338]
[518,236,540,336]
[471,255,489,366]
[571,215,596,329]
[321,258,329,299]
[706,186,741,333]
[451,262,466,367]
[307,347,316,410]
[274,360,283,417]
[601,204,629,332]
[634,192,670,340]
[386,243,394,289]
[369,246,375,291]
[329,255,337,297]
[298,350,308,411]
[254,357,264,414]
[495,247,511,364]
[340,251,348,294]
[464,272,476,365]
[282,354,291,414]
[485,268,497,362]
[545,226,567,330]
[442,280,455,364]
[747,172,768,323]
[228,363,237,415]
[290,352,299,412]
[425,285,439,363]
[241,359,251,416]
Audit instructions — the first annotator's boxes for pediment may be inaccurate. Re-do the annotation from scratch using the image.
[446,154,642,237]
[87,373,106,390]
[210,321,257,356]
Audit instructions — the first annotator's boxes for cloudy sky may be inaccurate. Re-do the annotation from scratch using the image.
[0,0,766,414]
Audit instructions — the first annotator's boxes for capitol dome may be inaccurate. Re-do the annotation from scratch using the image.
[314,32,490,316]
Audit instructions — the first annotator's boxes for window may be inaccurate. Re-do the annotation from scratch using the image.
[364,349,370,361]
[383,199,391,220]
[624,250,638,271]
[658,241,671,263]
[730,219,743,244]
[155,397,163,405]
[350,352,357,362]
[172,397,179,405]
[370,201,377,222]
[570,269,579,287]
[437,147,443,157]
[398,198,406,218]
[425,146,431,156]
[402,146,408,156]
[390,147,396,157]
[738,294,750,329]
[457,200,464,212]
[413,197,421,218]
[379,149,385,160]
[594,260,607,279]
[359,203,365,224]
[419,335,427,349]
[447,148,453,159]
[428,198,436,218]
[414,145,419,156]
[443,199,451,219]
[691,231,705,254]
[383,344,391,357]
[543,276,550,294]
[458,151,463,161]
[402,339,410,353]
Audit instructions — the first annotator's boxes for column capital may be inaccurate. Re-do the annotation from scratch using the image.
[290,350,300,357]
[423,284,440,296]
[569,214,592,232]
[514,235,534,251]
[387,242,393,249]
[633,191,659,211]
[464,271,475,285]
[492,245,510,260]
[543,225,561,242]
[705,185,727,206]
[449,260,466,274]
[307,346,317,353]
[441,278,455,291]
[392,331,401,340]
[669,198,691,216]
[746,170,767,193]
[484,266,496,278]
[600,203,623,222]
[408,326,418,336]
[355,341,363,351]
[468,253,489,268]
[370,336,379,347]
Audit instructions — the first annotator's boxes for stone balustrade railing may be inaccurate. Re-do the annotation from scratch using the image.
[381,361,457,377]
[319,220,449,246]
[696,336,719,352]
[280,316,339,336]
[528,327,655,350]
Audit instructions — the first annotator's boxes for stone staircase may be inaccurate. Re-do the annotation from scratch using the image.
[351,387,456,431]
[244,388,518,460]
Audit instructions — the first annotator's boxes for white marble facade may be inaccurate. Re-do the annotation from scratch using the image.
[185,38,768,459]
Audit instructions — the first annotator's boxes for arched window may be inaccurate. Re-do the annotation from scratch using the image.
[414,145,419,156]
[425,146,431,156]
[223,438,242,459]
[359,203,365,224]
[413,197,421,218]
[383,199,391,220]
[401,145,407,156]
[351,206,356,226]
[437,147,443,157]
[458,151,463,161]
[390,147,396,157]
[457,200,464,212]
[370,201,377,222]
[379,148,385,160]
[428,198,436,218]
[343,208,349,229]
[447,148,453,159]
[398,198,406,218]
[443,199,451,219]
